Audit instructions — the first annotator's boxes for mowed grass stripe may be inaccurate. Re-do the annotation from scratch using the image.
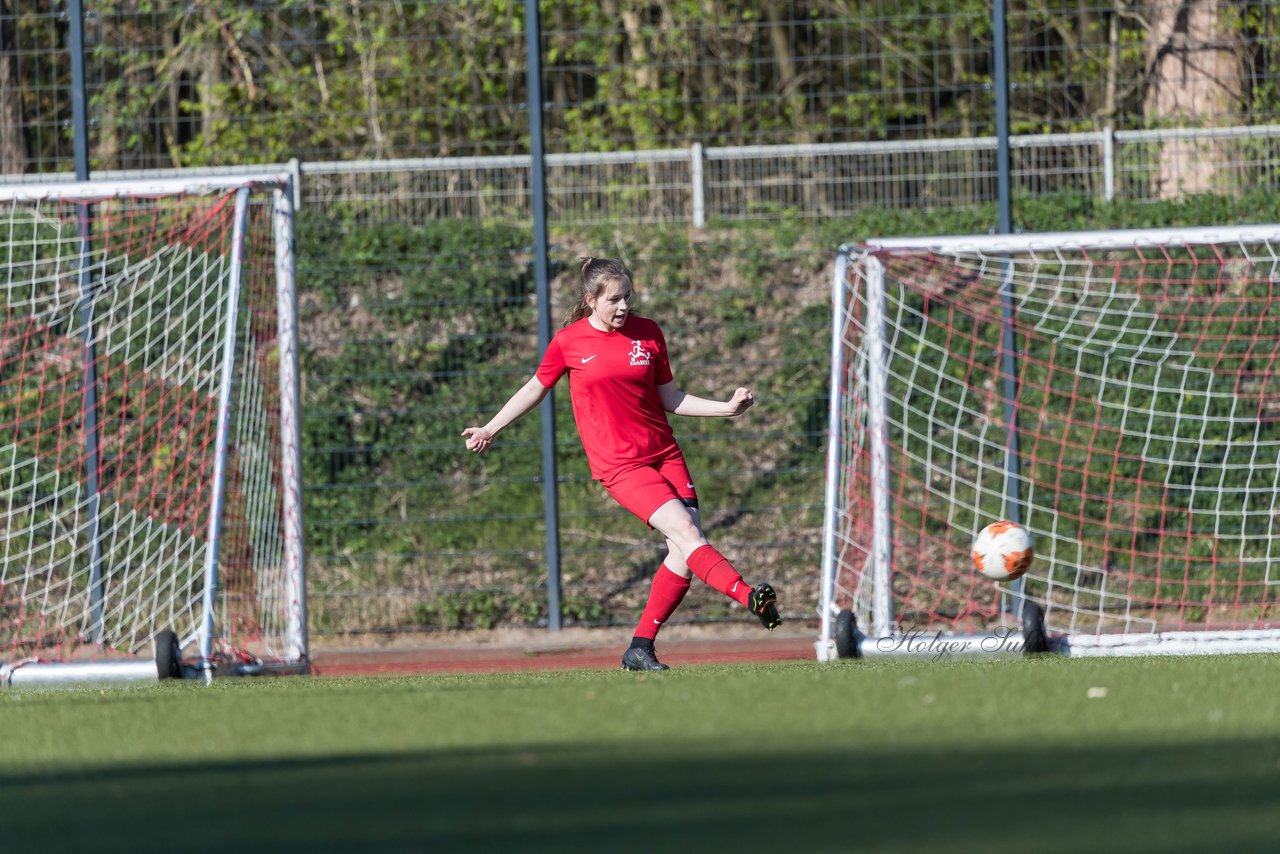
[2,655,1278,853]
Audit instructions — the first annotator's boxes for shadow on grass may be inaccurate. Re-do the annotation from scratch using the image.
[3,738,1277,853]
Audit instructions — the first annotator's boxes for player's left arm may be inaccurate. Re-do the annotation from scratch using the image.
[657,382,754,417]
[651,323,752,417]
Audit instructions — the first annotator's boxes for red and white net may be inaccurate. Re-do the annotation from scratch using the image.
[829,232,1280,637]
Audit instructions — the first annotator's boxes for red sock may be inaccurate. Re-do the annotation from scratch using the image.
[633,564,691,641]
[686,545,751,607]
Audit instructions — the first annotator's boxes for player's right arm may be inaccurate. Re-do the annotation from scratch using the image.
[461,374,551,453]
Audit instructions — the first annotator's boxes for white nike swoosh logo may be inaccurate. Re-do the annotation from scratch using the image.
[581,355,597,363]
[686,483,695,489]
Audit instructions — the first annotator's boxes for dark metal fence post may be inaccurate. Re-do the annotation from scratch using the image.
[525,0,562,632]
[69,0,107,643]
[993,0,1026,613]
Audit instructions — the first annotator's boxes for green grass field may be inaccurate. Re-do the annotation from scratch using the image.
[3,654,1278,853]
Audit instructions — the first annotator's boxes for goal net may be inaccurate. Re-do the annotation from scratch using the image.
[819,225,1280,659]
[0,175,306,683]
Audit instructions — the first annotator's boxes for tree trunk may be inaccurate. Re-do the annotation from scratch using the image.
[619,8,656,92]
[1144,0,1244,198]
[0,0,27,174]
[763,0,812,144]
[1104,0,1122,120]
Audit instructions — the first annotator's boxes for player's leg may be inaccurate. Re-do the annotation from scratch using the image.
[644,453,759,610]
[609,465,779,672]
[634,509,697,627]
[604,466,690,670]
[660,509,695,579]
[624,561,690,672]
[647,499,747,602]
[638,557,693,629]
[628,506,696,638]
[621,504,700,671]
[656,454,700,584]
[647,498,780,630]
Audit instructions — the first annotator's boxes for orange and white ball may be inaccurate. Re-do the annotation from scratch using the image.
[971,521,1035,582]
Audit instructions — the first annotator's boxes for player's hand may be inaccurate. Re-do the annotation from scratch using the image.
[461,426,495,453]
[727,387,754,416]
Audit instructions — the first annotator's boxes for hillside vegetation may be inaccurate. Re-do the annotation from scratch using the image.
[295,192,1280,632]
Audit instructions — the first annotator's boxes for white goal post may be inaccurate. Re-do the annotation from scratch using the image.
[0,175,307,685]
[818,225,1280,661]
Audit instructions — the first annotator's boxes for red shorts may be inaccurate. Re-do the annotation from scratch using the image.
[599,451,697,526]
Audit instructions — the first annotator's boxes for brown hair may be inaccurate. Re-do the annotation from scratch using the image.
[564,257,634,326]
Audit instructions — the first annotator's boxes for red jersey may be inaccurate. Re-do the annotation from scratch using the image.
[535,315,678,480]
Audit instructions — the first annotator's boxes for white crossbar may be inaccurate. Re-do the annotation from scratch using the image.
[0,174,291,203]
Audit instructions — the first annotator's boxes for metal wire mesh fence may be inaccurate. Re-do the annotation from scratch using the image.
[5,1,1280,637]
[9,125,1280,226]
[294,230,833,634]
[5,2,1279,174]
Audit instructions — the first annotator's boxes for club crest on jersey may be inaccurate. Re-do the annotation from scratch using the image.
[628,340,652,366]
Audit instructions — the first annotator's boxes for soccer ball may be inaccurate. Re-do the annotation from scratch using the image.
[971,521,1035,582]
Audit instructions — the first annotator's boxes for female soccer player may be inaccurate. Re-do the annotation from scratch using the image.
[461,257,781,671]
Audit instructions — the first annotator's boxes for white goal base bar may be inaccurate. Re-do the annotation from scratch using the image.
[1062,629,1280,657]
[815,630,1047,662]
[1,660,163,688]
[0,656,310,688]
[816,629,1280,661]
[0,628,309,688]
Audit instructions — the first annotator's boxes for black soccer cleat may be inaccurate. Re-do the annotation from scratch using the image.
[621,645,670,671]
[748,582,782,631]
